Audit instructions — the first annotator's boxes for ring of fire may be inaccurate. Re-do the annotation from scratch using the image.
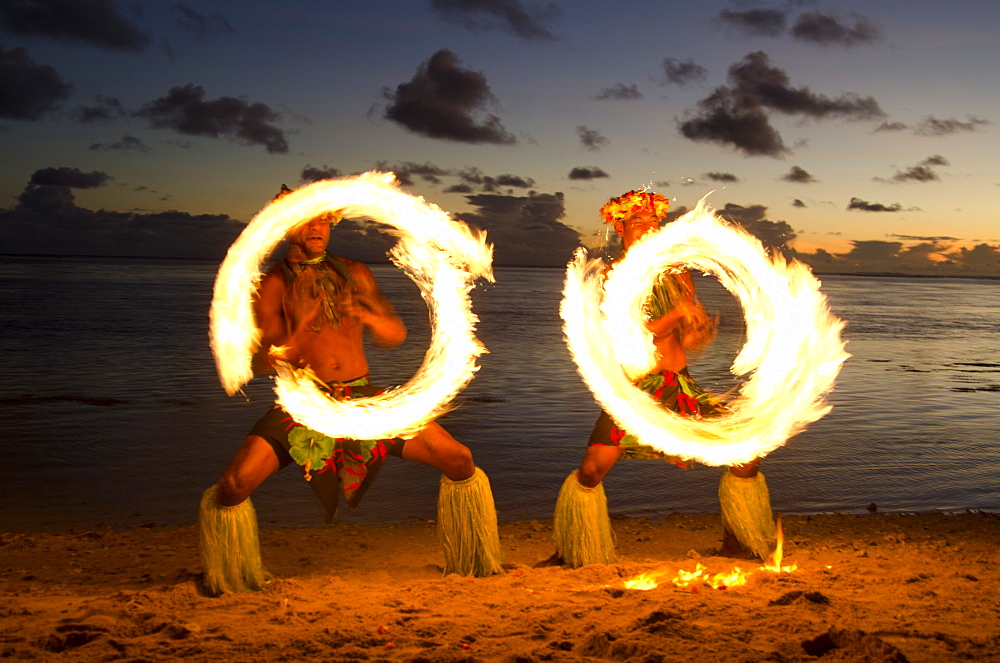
[562,196,849,467]
[210,172,494,440]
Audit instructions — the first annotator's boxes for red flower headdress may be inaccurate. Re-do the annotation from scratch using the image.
[600,190,671,224]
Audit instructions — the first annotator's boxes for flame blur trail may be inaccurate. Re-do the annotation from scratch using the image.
[562,195,849,467]
[210,172,493,440]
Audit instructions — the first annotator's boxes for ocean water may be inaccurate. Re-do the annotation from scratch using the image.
[0,256,997,532]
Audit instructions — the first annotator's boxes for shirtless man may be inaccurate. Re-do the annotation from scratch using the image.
[199,187,502,596]
[551,190,776,567]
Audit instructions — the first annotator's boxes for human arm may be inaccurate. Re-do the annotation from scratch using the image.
[343,263,407,348]
[251,267,289,372]
[645,271,716,350]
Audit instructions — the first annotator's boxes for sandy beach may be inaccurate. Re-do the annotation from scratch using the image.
[2,512,999,662]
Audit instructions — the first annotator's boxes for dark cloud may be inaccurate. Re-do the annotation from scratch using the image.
[797,239,1000,276]
[173,4,236,39]
[88,134,150,153]
[568,166,609,180]
[704,172,738,183]
[727,51,883,119]
[0,172,404,263]
[495,173,534,188]
[791,12,882,46]
[874,121,908,132]
[679,51,884,157]
[301,164,343,183]
[889,166,937,183]
[576,125,608,151]
[792,198,806,208]
[921,154,949,167]
[679,87,788,157]
[444,183,474,194]
[716,202,795,254]
[456,166,535,192]
[829,240,955,274]
[0,182,247,259]
[782,165,816,183]
[847,197,901,212]
[661,57,707,86]
[429,0,559,41]
[955,244,1000,271]
[718,8,787,37]
[0,44,71,120]
[888,233,960,242]
[878,155,950,183]
[914,115,989,136]
[324,217,398,263]
[30,166,110,188]
[717,8,881,48]
[0,0,149,52]
[376,161,452,186]
[72,95,127,123]
[455,191,580,266]
[840,240,901,262]
[136,84,289,153]
[382,49,515,145]
[595,83,642,100]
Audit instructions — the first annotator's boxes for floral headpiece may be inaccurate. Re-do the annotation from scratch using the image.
[599,190,670,224]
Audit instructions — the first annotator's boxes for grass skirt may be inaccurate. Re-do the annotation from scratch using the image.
[198,485,269,596]
[553,470,617,567]
[718,471,777,560]
[437,467,504,577]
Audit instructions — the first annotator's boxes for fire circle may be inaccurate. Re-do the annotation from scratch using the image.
[210,172,493,440]
[561,197,848,466]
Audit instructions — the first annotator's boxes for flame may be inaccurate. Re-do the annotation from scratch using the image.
[762,518,797,573]
[707,567,750,589]
[623,567,676,591]
[209,171,494,439]
[672,563,708,589]
[624,562,751,591]
[561,195,849,466]
[624,518,796,591]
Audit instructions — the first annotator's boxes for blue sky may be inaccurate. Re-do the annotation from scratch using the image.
[1,0,998,274]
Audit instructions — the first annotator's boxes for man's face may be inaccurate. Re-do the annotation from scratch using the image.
[615,213,661,250]
[290,217,331,258]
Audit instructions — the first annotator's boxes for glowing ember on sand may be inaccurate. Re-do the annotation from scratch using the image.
[624,562,753,591]
[562,195,849,467]
[210,171,494,439]
[623,519,796,591]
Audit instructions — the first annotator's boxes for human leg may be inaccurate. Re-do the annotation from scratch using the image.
[718,457,776,559]
[577,438,622,488]
[403,422,502,577]
[217,434,284,505]
[199,435,283,596]
[400,421,474,480]
[552,415,623,568]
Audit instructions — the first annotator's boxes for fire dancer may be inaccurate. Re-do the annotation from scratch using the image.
[552,190,777,566]
[198,185,502,595]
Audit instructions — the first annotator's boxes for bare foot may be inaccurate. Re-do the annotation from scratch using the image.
[718,528,758,560]
[533,553,565,568]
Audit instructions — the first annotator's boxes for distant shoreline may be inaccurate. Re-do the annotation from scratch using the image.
[4,252,998,280]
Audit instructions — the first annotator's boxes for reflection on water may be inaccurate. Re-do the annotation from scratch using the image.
[0,257,997,531]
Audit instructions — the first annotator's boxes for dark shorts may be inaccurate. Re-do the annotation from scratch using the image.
[249,377,408,519]
[588,368,726,467]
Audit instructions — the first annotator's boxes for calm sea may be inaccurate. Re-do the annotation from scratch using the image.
[0,256,997,532]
